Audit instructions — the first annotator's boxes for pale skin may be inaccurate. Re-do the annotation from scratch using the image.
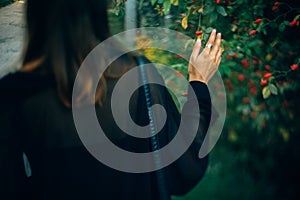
[188,29,223,84]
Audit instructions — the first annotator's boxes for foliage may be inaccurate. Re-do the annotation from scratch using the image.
[0,0,15,7]
[112,0,300,199]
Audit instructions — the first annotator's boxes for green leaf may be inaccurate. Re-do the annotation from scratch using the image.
[151,0,157,5]
[204,27,213,33]
[268,84,278,95]
[245,48,252,56]
[226,61,237,67]
[262,86,271,99]
[279,22,286,32]
[112,7,120,16]
[262,29,267,35]
[216,6,227,16]
[270,22,278,29]
[163,0,171,14]
[220,66,232,76]
[170,0,178,6]
[248,41,258,48]
[283,20,290,26]
[209,12,218,24]
[203,4,215,15]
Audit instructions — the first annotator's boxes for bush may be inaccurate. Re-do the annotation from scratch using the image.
[112,0,300,199]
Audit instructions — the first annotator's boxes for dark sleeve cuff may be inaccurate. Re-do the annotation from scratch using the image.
[188,81,211,104]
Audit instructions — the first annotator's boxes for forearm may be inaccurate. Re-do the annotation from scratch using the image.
[169,81,211,195]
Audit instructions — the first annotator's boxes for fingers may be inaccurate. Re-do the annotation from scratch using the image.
[188,29,223,84]
[210,33,222,60]
[191,39,202,59]
[203,29,216,55]
[216,47,223,66]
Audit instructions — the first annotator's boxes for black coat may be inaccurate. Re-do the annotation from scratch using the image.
[0,59,211,200]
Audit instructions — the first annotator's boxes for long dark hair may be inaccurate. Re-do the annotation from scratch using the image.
[21,0,134,107]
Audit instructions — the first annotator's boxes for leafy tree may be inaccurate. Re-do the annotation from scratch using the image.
[112,0,300,199]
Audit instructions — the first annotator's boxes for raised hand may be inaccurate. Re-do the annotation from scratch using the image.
[188,29,223,84]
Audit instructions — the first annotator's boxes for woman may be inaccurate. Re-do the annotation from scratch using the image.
[0,0,222,199]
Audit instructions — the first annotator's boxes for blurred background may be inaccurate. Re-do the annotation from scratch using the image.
[1,0,300,199]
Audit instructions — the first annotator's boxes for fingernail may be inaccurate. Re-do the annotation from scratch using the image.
[218,33,221,36]
[213,29,216,33]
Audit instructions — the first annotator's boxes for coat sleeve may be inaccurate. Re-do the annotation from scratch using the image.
[133,57,212,196]
[165,81,211,196]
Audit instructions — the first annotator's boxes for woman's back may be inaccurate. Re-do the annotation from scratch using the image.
[0,0,224,199]
[1,57,211,199]
[0,60,159,199]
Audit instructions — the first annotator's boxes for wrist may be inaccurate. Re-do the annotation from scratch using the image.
[189,75,207,84]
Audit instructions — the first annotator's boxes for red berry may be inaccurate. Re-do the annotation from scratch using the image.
[226,55,231,60]
[265,65,271,70]
[272,5,278,11]
[282,100,289,108]
[177,71,183,77]
[195,30,203,36]
[214,0,221,4]
[250,111,257,119]
[176,33,183,39]
[264,72,272,79]
[249,30,257,35]
[256,70,262,76]
[182,92,188,97]
[238,74,245,81]
[260,79,268,86]
[241,59,249,68]
[290,64,298,71]
[174,54,185,59]
[218,92,225,99]
[252,60,258,65]
[242,97,250,104]
[225,80,234,91]
[274,2,280,6]
[262,120,266,128]
[168,81,175,87]
[215,83,222,89]
[250,87,257,95]
[248,80,255,88]
[232,53,238,58]
[290,20,297,27]
[254,18,262,24]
